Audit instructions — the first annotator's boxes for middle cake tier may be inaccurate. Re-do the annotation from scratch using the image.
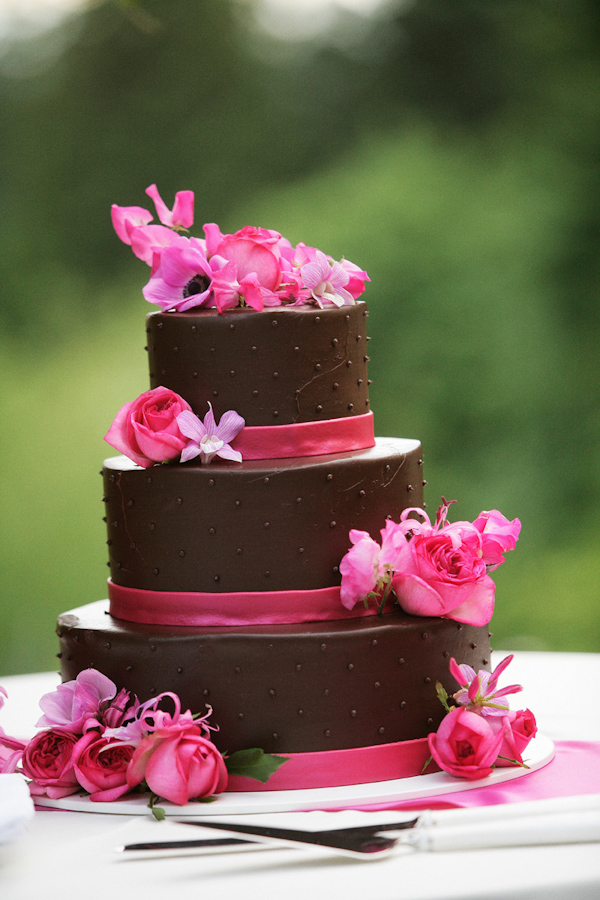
[103,437,424,598]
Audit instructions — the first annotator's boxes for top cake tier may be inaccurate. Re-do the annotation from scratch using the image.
[146,301,370,426]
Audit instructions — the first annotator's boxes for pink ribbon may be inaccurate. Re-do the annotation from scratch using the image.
[107,579,391,626]
[231,411,375,459]
[226,737,437,791]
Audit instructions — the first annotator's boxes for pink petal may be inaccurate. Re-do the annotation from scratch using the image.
[176,410,206,442]
[111,205,153,245]
[215,410,245,444]
[216,445,243,463]
[392,573,446,616]
[443,576,496,626]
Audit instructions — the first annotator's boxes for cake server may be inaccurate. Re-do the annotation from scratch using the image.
[116,793,600,860]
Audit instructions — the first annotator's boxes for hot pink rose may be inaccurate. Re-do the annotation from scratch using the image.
[73,732,135,802]
[21,729,80,798]
[489,709,537,767]
[391,522,495,626]
[428,707,504,780]
[127,722,228,805]
[204,223,282,293]
[472,509,521,568]
[104,386,192,469]
[36,669,118,733]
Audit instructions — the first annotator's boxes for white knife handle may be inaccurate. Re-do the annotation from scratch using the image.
[410,810,600,853]
[421,792,600,829]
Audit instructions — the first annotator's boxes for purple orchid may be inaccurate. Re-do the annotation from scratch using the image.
[449,654,523,717]
[177,403,245,464]
[300,250,354,308]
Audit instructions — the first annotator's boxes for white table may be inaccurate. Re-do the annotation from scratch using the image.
[1,652,599,900]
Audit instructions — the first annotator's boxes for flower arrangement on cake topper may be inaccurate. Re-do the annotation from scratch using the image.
[339,499,521,627]
[104,386,245,469]
[0,671,287,815]
[112,184,369,313]
[426,655,537,780]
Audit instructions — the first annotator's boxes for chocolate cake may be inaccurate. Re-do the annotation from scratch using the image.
[57,302,491,778]
[56,192,501,789]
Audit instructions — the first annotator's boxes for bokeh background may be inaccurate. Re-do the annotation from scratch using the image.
[1,0,599,675]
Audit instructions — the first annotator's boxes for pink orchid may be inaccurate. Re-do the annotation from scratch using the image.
[142,235,214,312]
[103,691,210,747]
[339,519,406,611]
[36,670,118,733]
[449,654,523,717]
[301,250,354,308]
[472,509,522,569]
[177,404,245,465]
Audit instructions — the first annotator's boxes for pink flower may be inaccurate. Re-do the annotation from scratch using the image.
[127,722,228,805]
[145,183,194,230]
[391,501,496,626]
[209,258,266,313]
[142,235,214,312]
[111,204,154,245]
[72,732,135,802]
[472,509,521,568]
[104,386,192,469]
[340,258,370,299]
[489,709,538,767]
[204,223,283,294]
[428,707,505,780]
[301,250,354,308]
[177,403,245,465]
[339,519,406,610]
[0,727,27,774]
[21,729,80,799]
[449,654,523,717]
[36,670,118,733]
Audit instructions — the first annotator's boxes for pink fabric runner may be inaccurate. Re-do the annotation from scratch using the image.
[107,579,390,626]
[230,411,375,460]
[335,741,600,812]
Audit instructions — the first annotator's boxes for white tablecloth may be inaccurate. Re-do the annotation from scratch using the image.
[1,651,599,900]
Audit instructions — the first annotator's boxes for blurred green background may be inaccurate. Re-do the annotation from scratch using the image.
[1,0,599,675]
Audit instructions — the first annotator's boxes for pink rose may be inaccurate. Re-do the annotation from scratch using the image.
[21,729,80,798]
[104,386,192,469]
[472,509,521,568]
[428,707,504,780]
[73,733,135,802]
[489,709,537,767]
[127,722,228,805]
[204,223,282,293]
[391,525,495,626]
[36,669,118,733]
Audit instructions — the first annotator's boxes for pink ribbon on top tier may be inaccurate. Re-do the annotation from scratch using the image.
[107,579,394,627]
[230,411,375,460]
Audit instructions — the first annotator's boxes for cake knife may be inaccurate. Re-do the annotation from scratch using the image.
[116,793,600,860]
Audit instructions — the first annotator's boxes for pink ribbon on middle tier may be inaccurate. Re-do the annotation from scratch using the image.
[230,411,375,459]
[107,579,391,627]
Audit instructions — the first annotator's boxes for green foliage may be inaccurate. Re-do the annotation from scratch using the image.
[224,748,289,783]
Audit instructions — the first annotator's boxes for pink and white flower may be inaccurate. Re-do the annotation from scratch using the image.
[301,250,354,308]
[339,519,406,611]
[36,669,118,733]
[177,403,245,465]
[449,654,523,717]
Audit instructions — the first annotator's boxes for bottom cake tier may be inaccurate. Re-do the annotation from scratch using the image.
[57,600,491,757]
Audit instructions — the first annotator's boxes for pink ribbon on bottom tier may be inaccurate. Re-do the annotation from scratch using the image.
[107,579,389,626]
[226,737,438,792]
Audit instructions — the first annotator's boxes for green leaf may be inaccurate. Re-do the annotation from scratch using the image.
[435,681,451,713]
[225,748,289,783]
[148,794,166,821]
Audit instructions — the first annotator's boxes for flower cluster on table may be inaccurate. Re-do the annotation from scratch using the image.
[427,654,537,779]
[112,183,369,314]
[0,673,286,809]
